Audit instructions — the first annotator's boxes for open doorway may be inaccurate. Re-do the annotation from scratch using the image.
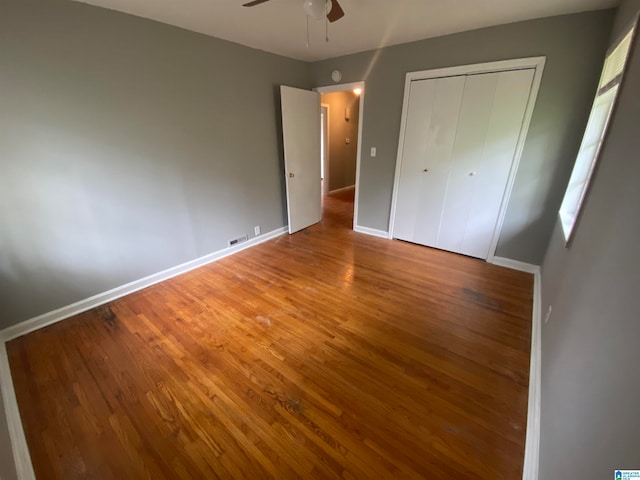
[315,82,364,229]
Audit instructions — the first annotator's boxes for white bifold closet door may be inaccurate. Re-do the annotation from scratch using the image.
[393,68,534,259]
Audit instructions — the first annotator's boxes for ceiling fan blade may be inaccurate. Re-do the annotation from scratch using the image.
[327,0,345,22]
[242,0,273,6]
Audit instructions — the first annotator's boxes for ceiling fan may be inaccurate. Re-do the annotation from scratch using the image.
[242,0,345,23]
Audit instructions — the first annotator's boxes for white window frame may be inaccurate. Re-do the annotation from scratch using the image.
[559,17,638,245]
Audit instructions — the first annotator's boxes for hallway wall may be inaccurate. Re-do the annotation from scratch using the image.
[321,91,360,192]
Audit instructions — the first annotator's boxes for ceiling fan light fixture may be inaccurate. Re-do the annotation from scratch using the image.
[303,0,331,20]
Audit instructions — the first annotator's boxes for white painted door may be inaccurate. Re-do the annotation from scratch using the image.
[281,85,322,234]
[392,75,466,247]
[393,69,534,259]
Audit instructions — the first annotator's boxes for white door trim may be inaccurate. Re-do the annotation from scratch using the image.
[388,57,546,262]
[320,103,330,195]
[314,81,365,230]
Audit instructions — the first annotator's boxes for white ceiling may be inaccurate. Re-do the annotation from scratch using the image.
[74,0,618,61]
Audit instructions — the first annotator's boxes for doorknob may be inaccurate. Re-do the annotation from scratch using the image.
[289,173,295,178]
[423,169,429,172]
[468,171,477,176]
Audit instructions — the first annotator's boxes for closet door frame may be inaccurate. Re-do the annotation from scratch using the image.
[388,57,546,262]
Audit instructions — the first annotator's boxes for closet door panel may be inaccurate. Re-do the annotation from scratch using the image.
[462,68,534,258]
[393,76,465,246]
[393,79,437,242]
[393,67,535,259]
[437,73,499,254]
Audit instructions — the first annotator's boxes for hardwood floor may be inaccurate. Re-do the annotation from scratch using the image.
[8,190,533,479]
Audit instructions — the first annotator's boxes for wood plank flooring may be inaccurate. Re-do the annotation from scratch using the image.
[8,189,533,479]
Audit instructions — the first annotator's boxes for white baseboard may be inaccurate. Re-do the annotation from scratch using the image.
[353,225,389,239]
[0,227,287,343]
[0,226,287,480]
[491,256,541,479]
[0,343,35,480]
[327,184,355,195]
[522,266,541,480]
[491,256,540,274]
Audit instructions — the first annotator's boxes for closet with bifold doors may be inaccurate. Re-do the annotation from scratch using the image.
[390,58,544,260]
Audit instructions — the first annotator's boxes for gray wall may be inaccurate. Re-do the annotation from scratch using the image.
[0,3,627,477]
[0,5,616,324]
[0,0,310,329]
[310,11,614,264]
[539,2,640,478]
[321,91,360,191]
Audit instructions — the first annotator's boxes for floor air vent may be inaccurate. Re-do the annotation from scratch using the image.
[228,235,248,247]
